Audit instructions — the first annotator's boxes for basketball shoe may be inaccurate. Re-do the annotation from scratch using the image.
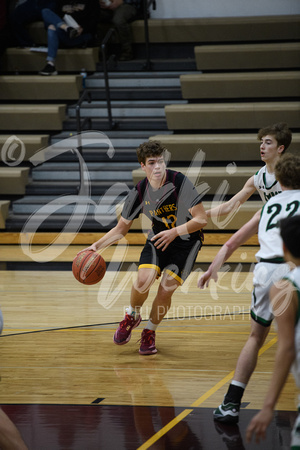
[213,397,240,424]
[113,313,141,345]
[138,329,157,355]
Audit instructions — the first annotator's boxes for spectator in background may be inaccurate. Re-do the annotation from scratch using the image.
[98,0,143,61]
[11,0,57,48]
[39,0,99,75]
[0,0,9,66]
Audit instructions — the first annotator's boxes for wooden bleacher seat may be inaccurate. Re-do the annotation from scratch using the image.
[0,134,49,162]
[131,15,300,43]
[0,167,30,195]
[164,102,300,131]
[0,75,82,100]
[0,200,10,229]
[195,42,300,71]
[0,105,66,131]
[132,166,262,194]
[180,71,300,100]
[149,133,300,162]
[2,47,99,73]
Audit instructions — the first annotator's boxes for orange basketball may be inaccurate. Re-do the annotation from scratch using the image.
[72,250,106,285]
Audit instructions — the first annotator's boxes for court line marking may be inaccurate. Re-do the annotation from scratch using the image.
[137,409,194,450]
[1,327,277,337]
[136,336,278,450]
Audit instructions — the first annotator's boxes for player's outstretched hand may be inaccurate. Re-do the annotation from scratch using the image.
[246,408,273,444]
[197,267,218,289]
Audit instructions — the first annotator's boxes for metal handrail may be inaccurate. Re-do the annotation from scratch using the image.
[101,27,117,130]
[75,89,92,139]
[75,0,156,132]
[143,0,156,70]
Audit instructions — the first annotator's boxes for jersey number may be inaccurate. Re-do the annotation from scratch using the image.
[162,215,177,229]
[266,200,299,231]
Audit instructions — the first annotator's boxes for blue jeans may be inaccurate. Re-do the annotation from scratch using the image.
[11,0,56,47]
[41,8,92,61]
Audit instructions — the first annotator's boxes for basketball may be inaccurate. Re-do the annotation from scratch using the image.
[72,250,106,285]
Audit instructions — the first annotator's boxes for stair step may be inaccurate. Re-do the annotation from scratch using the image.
[25,180,134,196]
[86,71,185,88]
[68,99,186,118]
[5,213,117,231]
[63,117,168,131]
[12,195,125,215]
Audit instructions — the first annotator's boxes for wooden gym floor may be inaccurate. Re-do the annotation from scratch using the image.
[0,237,298,449]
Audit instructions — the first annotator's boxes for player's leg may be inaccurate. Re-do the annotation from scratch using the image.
[213,319,269,424]
[113,266,158,346]
[139,272,181,355]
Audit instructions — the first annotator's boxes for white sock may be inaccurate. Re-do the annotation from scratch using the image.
[126,306,140,318]
[145,320,157,331]
[231,380,247,389]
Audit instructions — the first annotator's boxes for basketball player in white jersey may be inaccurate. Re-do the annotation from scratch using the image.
[206,122,292,218]
[246,215,300,448]
[198,153,300,424]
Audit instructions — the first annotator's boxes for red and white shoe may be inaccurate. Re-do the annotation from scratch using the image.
[139,329,157,355]
[113,313,142,345]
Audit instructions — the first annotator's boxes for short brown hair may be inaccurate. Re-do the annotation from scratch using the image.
[136,141,166,164]
[275,153,300,189]
[280,215,300,258]
[257,122,292,153]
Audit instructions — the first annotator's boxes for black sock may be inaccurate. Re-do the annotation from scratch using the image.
[224,384,245,404]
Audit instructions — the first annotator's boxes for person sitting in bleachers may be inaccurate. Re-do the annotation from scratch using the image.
[98,0,143,61]
[39,0,98,75]
[11,0,57,48]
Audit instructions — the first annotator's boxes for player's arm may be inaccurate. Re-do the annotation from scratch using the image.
[151,202,208,251]
[206,175,256,218]
[80,217,133,253]
[0,408,28,450]
[246,280,297,444]
[198,209,261,288]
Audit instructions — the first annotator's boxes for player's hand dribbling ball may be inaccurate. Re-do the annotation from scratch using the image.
[72,250,106,285]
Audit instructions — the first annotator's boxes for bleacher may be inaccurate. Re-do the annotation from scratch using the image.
[0,14,300,243]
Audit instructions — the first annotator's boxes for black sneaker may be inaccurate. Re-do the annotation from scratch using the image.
[39,63,58,76]
[213,397,240,424]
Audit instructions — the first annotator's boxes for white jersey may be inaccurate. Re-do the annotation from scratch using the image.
[253,166,282,203]
[256,190,300,261]
[285,267,300,388]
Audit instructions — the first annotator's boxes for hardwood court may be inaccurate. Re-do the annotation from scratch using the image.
[0,242,298,449]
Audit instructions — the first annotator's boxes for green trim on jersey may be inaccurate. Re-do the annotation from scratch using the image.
[250,310,272,327]
[263,172,279,190]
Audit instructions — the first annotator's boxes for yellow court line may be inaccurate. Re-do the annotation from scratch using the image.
[137,335,278,450]
[137,409,193,450]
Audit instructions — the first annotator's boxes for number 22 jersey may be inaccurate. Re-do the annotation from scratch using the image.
[256,189,300,261]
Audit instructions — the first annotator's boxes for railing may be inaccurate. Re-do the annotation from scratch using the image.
[75,0,157,133]
[143,0,156,70]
